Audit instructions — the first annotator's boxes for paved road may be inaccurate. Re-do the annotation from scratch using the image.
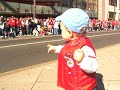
[0,31,120,74]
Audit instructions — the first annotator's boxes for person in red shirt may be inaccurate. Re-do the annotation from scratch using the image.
[16,18,21,36]
[48,17,54,34]
[47,8,99,90]
[114,20,119,30]
[9,16,16,38]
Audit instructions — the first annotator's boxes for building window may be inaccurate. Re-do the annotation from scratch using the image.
[109,0,117,6]
[86,0,97,11]
[109,12,115,19]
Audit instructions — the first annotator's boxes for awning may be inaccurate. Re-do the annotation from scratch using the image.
[1,0,61,6]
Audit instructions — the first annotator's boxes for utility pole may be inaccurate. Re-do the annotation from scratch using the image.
[75,0,78,8]
[61,0,63,14]
[72,0,77,8]
[33,0,36,19]
[114,0,116,20]
[67,0,70,8]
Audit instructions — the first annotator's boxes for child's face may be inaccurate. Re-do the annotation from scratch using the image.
[60,22,72,41]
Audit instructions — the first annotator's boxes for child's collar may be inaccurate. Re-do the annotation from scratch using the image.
[70,35,86,46]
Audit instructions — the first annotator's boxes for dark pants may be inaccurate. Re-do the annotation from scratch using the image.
[0,28,3,36]
[10,26,16,38]
[93,87,97,90]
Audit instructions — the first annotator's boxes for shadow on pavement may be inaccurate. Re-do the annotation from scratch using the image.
[96,73,105,90]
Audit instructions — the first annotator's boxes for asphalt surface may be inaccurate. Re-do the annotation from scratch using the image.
[0,31,120,74]
[0,31,120,90]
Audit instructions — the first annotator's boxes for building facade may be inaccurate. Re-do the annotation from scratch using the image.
[98,0,120,20]
[75,0,98,19]
[0,0,120,20]
[76,0,120,20]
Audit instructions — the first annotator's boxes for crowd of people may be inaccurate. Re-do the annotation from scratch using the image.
[0,16,61,39]
[89,19,120,31]
[0,15,120,39]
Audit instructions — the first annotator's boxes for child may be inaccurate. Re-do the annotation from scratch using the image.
[40,27,46,36]
[32,27,39,36]
[47,8,99,90]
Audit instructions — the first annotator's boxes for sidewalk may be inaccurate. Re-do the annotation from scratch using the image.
[0,35,47,41]
[0,43,120,90]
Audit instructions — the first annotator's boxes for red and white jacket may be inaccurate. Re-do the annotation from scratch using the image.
[56,36,98,90]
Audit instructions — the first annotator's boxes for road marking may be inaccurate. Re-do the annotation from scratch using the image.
[88,32,119,37]
[0,39,63,49]
[0,32,119,49]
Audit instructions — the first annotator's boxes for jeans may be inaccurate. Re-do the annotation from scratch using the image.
[54,28,59,35]
[10,26,16,38]
[26,25,29,35]
[0,28,3,36]
[93,87,97,90]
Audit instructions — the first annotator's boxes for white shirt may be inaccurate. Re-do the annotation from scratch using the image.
[54,21,59,29]
[55,45,99,73]
[25,20,29,25]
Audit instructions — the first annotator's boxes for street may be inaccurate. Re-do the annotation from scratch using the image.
[0,31,120,74]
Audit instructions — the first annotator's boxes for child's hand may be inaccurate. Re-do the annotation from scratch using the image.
[47,44,56,53]
[73,49,84,63]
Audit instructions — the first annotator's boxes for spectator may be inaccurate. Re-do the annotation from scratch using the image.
[9,16,16,38]
[47,8,98,90]
[40,27,46,36]
[0,17,4,37]
[53,20,59,35]
[16,18,21,36]
[32,27,39,36]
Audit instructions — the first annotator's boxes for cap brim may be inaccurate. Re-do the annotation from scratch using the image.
[55,16,62,21]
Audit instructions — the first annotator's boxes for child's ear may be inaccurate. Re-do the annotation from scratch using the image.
[67,29,72,34]
[68,29,73,38]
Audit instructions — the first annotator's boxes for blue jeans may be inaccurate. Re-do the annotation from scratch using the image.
[10,26,16,38]
[54,28,59,35]
[93,87,97,90]
[0,28,3,36]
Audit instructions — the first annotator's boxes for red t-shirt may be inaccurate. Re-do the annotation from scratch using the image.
[9,18,16,27]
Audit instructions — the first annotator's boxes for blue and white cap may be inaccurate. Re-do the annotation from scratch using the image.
[56,8,89,33]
